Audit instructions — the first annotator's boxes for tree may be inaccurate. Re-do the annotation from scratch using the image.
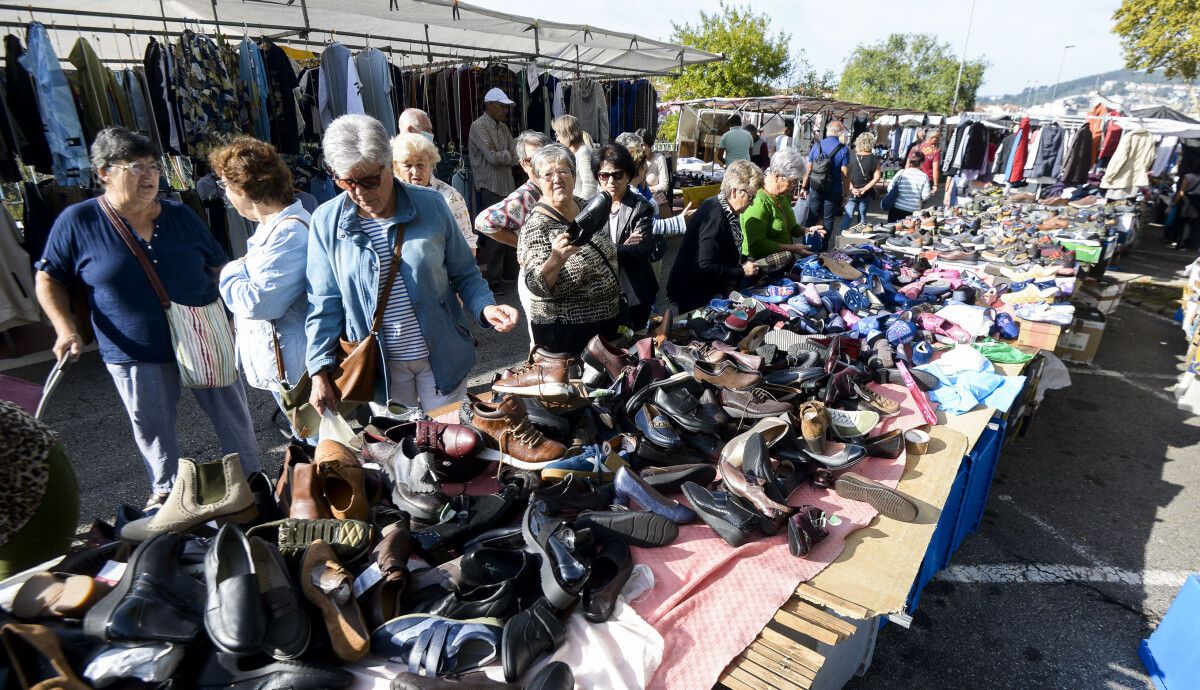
[1113,0,1200,80]
[837,33,988,113]
[666,2,791,100]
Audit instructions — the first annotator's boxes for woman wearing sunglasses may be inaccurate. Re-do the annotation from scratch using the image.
[306,115,519,415]
[595,144,658,330]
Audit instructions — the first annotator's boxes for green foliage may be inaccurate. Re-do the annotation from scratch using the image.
[837,33,988,113]
[666,2,791,100]
[1113,0,1200,80]
[657,113,678,143]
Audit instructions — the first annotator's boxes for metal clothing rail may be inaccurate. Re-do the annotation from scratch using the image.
[2,3,686,79]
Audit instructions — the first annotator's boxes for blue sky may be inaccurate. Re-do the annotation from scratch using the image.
[478,0,1130,96]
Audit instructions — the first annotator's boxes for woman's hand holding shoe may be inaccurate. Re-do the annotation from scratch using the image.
[309,371,340,416]
[742,261,758,277]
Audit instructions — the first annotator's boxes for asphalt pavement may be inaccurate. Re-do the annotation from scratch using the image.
[4,229,1198,690]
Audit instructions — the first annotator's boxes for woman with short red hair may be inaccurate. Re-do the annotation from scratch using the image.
[211,137,311,433]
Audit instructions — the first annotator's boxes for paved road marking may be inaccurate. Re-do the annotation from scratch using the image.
[995,494,1111,565]
[937,564,1191,588]
[1063,366,1178,404]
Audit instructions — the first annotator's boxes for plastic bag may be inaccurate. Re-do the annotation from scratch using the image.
[319,410,356,445]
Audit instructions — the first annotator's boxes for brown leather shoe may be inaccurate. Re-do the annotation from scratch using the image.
[493,348,574,400]
[461,395,567,466]
[1,623,89,689]
[797,401,831,454]
[708,341,763,370]
[864,429,904,459]
[275,443,312,515]
[580,335,633,384]
[693,359,761,390]
[365,517,412,631]
[718,388,792,419]
[718,459,790,519]
[314,440,368,522]
[300,540,368,663]
[290,462,331,520]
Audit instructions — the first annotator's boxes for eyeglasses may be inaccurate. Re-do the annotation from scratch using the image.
[111,162,161,177]
[597,170,627,182]
[333,168,386,191]
[539,168,574,180]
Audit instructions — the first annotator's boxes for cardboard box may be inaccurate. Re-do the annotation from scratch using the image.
[1054,304,1106,364]
[1016,318,1062,350]
[1076,276,1126,315]
[1058,239,1104,264]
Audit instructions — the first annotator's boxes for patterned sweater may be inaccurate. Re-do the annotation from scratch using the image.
[517,198,620,325]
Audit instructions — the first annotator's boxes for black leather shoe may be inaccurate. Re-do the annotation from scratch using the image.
[574,508,678,548]
[681,482,772,548]
[530,476,614,517]
[502,598,566,682]
[245,471,284,526]
[83,532,204,643]
[204,524,266,656]
[653,385,719,434]
[741,433,786,503]
[426,580,520,621]
[248,537,310,660]
[583,540,632,623]
[196,650,353,689]
[525,661,574,690]
[640,464,717,495]
[412,487,519,565]
[521,502,589,609]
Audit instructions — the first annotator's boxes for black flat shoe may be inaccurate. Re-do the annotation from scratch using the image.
[582,540,633,623]
[574,508,678,548]
[681,482,773,548]
[502,598,566,683]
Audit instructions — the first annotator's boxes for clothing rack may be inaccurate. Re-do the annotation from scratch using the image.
[1,3,683,80]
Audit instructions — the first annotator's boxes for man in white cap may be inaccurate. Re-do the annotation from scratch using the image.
[469,88,518,292]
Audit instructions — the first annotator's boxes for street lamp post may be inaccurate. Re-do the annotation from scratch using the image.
[1049,44,1075,106]
[950,0,978,114]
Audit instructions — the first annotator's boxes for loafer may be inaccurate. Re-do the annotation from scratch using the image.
[204,524,266,656]
[83,533,205,643]
[681,482,773,548]
[653,385,720,434]
[833,473,919,522]
[120,455,258,542]
[248,536,310,660]
[787,506,829,558]
[864,429,905,459]
[718,388,792,419]
[372,614,503,677]
[574,508,678,548]
[314,440,369,521]
[502,598,566,682]
[635,404,681,450]
[613,466,696,524]
[300,540,369,663]
[582,540,632,623]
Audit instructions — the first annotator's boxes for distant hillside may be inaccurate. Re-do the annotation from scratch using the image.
[980,69,1190,105]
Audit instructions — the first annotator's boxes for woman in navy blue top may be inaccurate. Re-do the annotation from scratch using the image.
[35,127,261,508]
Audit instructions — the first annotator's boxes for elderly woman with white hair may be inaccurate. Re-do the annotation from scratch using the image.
[306,114,519,414]
[740,147,814,259]
[391,131,474,251]
[666,160,764,312]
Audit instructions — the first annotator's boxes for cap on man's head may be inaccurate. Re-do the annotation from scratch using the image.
[484,88,515,105]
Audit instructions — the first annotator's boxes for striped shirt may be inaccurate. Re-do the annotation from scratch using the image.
[360,216,429,362]
[887,168,932,212]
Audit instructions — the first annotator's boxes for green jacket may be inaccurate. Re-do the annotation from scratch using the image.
[740,189,798,258]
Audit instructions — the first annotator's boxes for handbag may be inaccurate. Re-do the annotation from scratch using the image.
[328,223,405,404]
[880,173,902,212]
[99,196,238,389]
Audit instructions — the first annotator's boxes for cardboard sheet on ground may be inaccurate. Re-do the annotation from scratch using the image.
[806,423,970,617]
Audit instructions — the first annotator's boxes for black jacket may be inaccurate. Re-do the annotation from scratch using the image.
[609,191,658,308]
[667,196,743,312]
[1060,126,1094,186]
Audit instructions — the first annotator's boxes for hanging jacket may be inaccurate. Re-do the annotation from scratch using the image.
[1098,121,1123,161]
[1060,125,1094,186]
[4,34,51,172]
[569,78,610,145]
[1007,118,1031,183]
[1100,128,1155,190]
[20,23,90,186]
[1028,123,1063,178]
[317,42,364,129]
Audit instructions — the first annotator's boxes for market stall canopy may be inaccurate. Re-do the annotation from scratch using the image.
[659,95,931,118]
[1,0,722,78]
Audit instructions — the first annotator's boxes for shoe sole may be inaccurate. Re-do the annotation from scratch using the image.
[833,474,918,522]
[491,382,574,401]
[721,405,788,420]
[577,511,678,548]
[475,448,557,471]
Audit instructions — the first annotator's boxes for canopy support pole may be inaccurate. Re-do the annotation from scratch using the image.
[423,23,432,63]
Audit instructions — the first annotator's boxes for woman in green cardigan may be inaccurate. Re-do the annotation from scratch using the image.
[740,147,817,259]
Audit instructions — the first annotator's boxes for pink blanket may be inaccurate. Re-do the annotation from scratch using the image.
[630,383,927,690]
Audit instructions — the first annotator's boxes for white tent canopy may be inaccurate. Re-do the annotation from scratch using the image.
[0,0,721,78]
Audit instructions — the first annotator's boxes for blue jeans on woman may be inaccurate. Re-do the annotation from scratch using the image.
[843,195,870,229]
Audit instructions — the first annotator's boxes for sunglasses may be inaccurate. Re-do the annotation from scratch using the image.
[333,168,386,191]
[597,170,627,182]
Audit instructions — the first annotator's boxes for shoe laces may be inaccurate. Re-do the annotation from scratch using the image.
[502,416,548,449]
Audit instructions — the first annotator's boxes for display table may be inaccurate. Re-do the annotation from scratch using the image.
[719,358,1034,690]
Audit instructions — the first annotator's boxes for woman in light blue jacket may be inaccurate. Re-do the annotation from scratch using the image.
[306,115,520,414]
[213,137,311,432]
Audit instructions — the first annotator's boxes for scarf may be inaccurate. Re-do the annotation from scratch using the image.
[718,193,743,253]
